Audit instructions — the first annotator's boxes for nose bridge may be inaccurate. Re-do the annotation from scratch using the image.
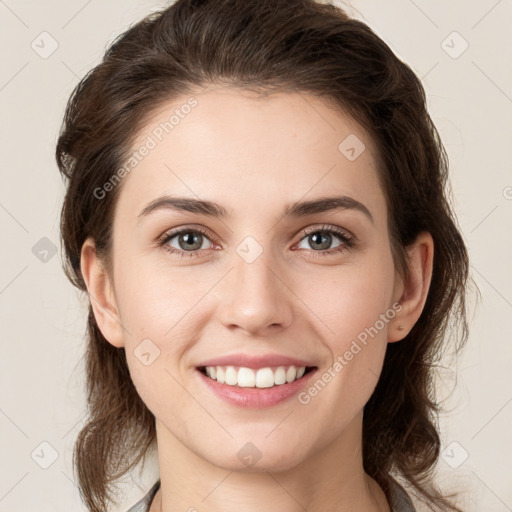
[217,238,292,334]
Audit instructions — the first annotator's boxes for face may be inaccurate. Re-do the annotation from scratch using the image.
[98,86,405,471]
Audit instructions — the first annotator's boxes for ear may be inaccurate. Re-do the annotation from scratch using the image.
[388,231,434,343]
[80,237,125,348]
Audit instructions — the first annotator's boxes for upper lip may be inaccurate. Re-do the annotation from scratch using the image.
[197,354,317,369]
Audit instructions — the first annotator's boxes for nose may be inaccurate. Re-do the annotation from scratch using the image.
[216,249,293,337]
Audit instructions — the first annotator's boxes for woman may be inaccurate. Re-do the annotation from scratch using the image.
[55,0,470,511]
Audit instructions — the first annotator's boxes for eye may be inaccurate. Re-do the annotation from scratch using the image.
[159,227,216,257]
[294,225,354,257]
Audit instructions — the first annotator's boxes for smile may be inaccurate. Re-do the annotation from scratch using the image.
[198,365,316,388]
[196,365,318,408]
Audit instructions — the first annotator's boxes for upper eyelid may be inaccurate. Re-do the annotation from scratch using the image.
[300,224,352,238]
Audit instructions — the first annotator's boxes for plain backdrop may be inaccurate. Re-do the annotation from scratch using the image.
[0,0,511,510]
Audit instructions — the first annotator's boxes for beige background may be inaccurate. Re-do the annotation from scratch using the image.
[0,0,511,510]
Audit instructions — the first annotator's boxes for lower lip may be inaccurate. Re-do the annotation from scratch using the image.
[196,368,318,408]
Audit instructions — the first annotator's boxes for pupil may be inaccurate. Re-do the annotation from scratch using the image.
[311,232,330,250]
[180,232,201,250]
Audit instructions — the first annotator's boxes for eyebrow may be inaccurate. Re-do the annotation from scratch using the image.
[137,195,373,224]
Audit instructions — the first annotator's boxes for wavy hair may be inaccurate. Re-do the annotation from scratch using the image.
[56,1,471,510]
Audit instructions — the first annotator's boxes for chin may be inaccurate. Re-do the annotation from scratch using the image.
[203,443,308,474]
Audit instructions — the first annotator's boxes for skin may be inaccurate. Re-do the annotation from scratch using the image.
[80,86,433,512]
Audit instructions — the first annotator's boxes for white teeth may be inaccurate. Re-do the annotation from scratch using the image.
[238,367,256,387]
[225,366,237,385]
[255,368,274,388]
[286,366,296,383]
[202,365,309,388]
[274,366,286,385]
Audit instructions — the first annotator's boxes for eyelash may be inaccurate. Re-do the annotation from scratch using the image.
[158,224,355,259]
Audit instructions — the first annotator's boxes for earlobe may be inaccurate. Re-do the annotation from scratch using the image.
[388,232,434,343]
[80,237,125,348]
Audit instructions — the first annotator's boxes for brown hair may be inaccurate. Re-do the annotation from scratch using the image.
[56,1,471,510]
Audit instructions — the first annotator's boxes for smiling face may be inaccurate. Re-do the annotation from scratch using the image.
[83,85,410,473]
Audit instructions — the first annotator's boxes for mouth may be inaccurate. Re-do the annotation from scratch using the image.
[196,365,318,388]
[195,364,319,408]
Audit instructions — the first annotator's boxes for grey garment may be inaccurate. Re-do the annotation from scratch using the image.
[126,478,416,512]
[388,477,417,511]
[126,481,160,512]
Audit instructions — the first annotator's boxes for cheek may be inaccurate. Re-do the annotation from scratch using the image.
[299,257,396,346]
[114,253,211,341]
[112,256,226,412]
[119,282,199,423]
[295,255,395,402]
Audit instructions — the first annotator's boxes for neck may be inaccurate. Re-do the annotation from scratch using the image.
[150,412,390,512]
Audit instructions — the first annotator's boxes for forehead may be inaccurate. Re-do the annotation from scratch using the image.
[116,86,386,226]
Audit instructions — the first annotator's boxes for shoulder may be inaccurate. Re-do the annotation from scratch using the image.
[389,477,416,512]
[126,480,161,512]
